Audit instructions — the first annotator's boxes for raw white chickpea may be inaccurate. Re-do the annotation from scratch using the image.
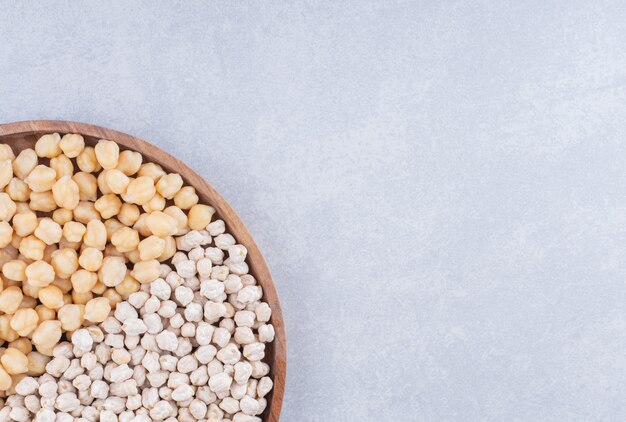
[34,218,62,245]
[9,338,32,355]
[158,236,176,261]
[98,256,127,287]
[73,201,101,224]
[62,221,86,242]
[84,297,111,323]
[0,193,16,221]
[29,191,56,212]
[104,218,125,240]
[138,236,165,261]
[138,162,166,181]
[105,169,130,194]
[9,309,39,337]
[59,133,85,158]
[2,260,26,282]
[114,273,140,299]
[174,186,199,210]
[78,248,103,272]
[51,208,73,226]
[12,148,37,179]
[84,220,107,250]
[116,150,142,176]
[57,304,85,331]
[31,320,62,347]
[35,305,55,322]
[72,172,98,201]
[50,154,74,178]
[18,236,46,261]
[142,193,166,213]
[72,290,93,305]
[0,144,14,161]
[122,176,156,205]
[25,261,55,288]
[0,315,18,342]
[130,260,160,284]
[24,165,56,192]
[70,270,98,294]
[94,194,122,219]
[0,160,12,190]
[7,178,30,202]
[111,227,140,253]
[132,213,151,237]
[0,287,23,314]
[0,347,28,375]
[102,288,122,308]
[146,211,177,237]
[52,175,80,210]
[34,133,62,158]
[94,139,120,169]
[117,203,140,226]
[50,248,79,279]
[155,173,183,199]
[0,222,12,248]
[76,146,101,173]
[38,286,64,310]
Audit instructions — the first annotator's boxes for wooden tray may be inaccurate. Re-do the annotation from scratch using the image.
[0,120,286,421]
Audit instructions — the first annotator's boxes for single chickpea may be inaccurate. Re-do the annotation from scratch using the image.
[116,150,143,176]
[138,162,166,181]
[49,154,74,178]
[158,236,177,261]
[91,282,107,295]
[29,191,56,212]
[0,144,14,161]
[142,193,166,213]
[0,222,12,248]
[27,351,50,376]
[18,235,46,261]
[50,248,79,279]
[78,247,103,272]
[164,205,189,234]
[2,260,26,282]
[105,169,130,194]
[174,186,199,210]
[35,343,54,356]
[102,288,122,308]
[73,201,101,224]
[35,305,55,322]
[146,211,177,237]
[0,287,23,314]
[84,220,107,250]
[94,194,122,219]
[0,160,12,190]
[132,213,151,237]
[9,338,32,355]
[94,139,120,169]
[34,218,62,245]
[62,221,86,242]
[52,175,80,210]
[84,297,111,323]
[0,315,18,342]
[76,147,101,173]
[51,277,72,294]
[71,290,93,305]
[25,261,55,288]
[156,173,184,199]
[97,170,113,195]
[31,320,62,347]
[122,176,156,205]
[38,286,65,310]
[138,235,165,261]
[59,133,85,158]
[72,172,98,201]
[12,148,38,179]
[52,208,73,226]
[24,165,56,192]
[34,133,62,158]
[125,249,141,264]
[98,256,127,287]
[0,193,16,221]
[70,270,98,293]
[9,308,39,337]
[0,347,28,375]
[130,259,160,284]
[188,204,216,230]
[57,304,85,331]
[110,227,139,253]
[115,273,140,299]
[0,364,11,390]
[117,203,140,226]
[7,178,30,202]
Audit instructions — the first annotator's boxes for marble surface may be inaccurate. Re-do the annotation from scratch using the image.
[2,2,626,420]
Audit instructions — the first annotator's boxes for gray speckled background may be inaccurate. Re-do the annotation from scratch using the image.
[2,1,626,421]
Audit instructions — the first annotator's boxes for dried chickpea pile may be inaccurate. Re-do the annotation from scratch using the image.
[0,134,275,421]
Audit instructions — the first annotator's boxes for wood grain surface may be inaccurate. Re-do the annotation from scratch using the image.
[0,120,286,421]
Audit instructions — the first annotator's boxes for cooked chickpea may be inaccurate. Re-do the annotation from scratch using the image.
[117,203,140,226]
[131,259,160,284]
[102,288,122,308]
[132,213,151,237]
[111,226,140,253]
[18,235,46,261]
[94,139,120,169]
[9,309,39,337]
[62,221,86,242]
[98,256,127,287]
[122,176,156,205]
[57,304,85,331]
[34,218,62,245]
[51,277,72,294]
[35,305,55,322]
[0,347,28,375]
[0,193,16,221]
[59,133,85,158]
[105,168,130,194]
[0,160,12,190]
[38,286,64,310]
[0,365,11,390]
[83,220,107,250]
[91,281,106,295]
[104,219,125,241]
[93,194,121,219]
[2,260,26,282]
[52,208,73,226]
[0,222,12,248]
[13,148,38,180]
[125,249,141,264]
[155,173,183,199]
[76,146,101,173]
[72,201,100,225]
[96,170,112,195]
[19,296,37,310]
[7,178,30,202]
[146,210,177,237]
[24,165,56,192]
[159,236,177,261]
[34,133,61,158]
[31,320,62,347]
[52,175,80,210]
[72,290,93,305]
[84,297,111,323]
[138,235,165,261]
[21,279,40,299]
[50,154,74,178]
[115,273,140,299]
[78,247,103,272]
[72,172,98,201]
[0,315,18,342]
[29,191,56,212]
[0,287,23,314]
[25,261,55,288]
[9,338,32,355]
[188,204,216,230]
[70,269,98,293]
[115,150,142,175]
[174,186,199,210]
[138,162,166,181]
[27,351,50,376]
[50,248,79,279]
[0,144,14,161]
[142,193,166,213]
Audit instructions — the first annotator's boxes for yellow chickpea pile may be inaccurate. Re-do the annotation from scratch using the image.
[0,133,215,392]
